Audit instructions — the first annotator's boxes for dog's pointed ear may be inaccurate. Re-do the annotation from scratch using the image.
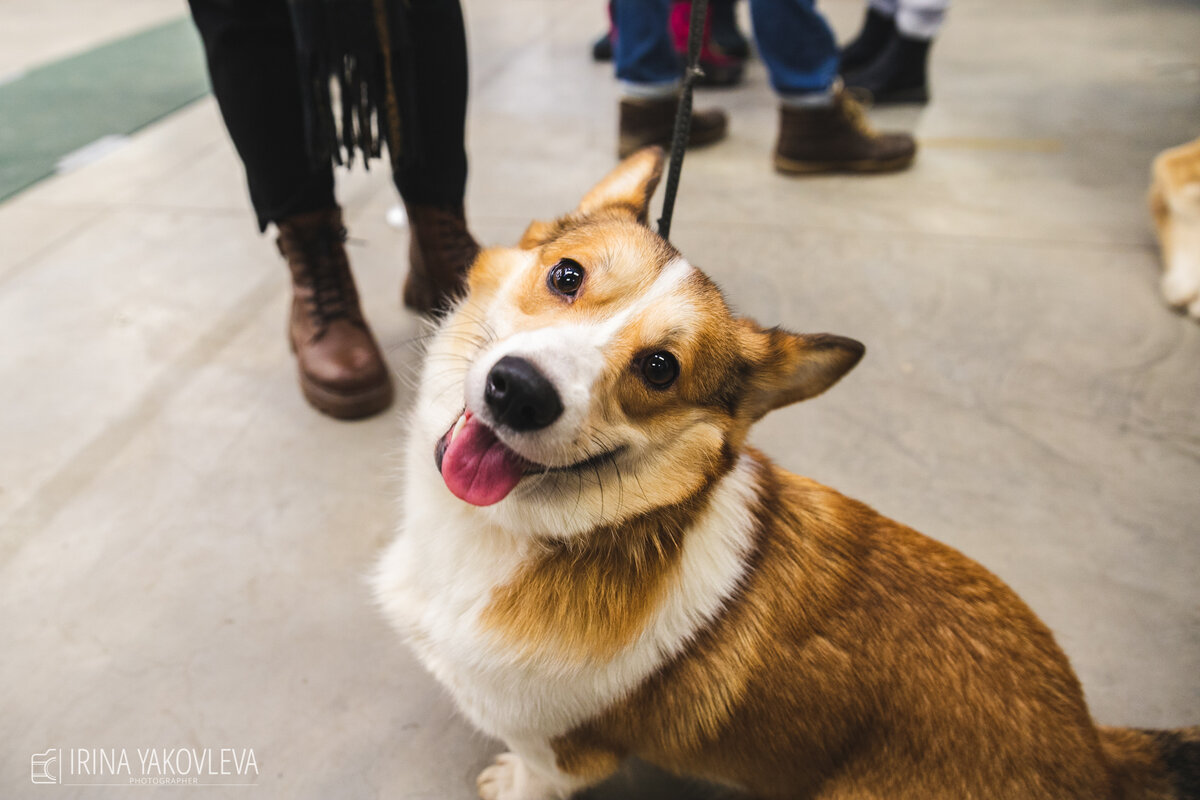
[741,324,865,420]
[519,147,665,248]
[577,146,666,224]
[518,218,555,249]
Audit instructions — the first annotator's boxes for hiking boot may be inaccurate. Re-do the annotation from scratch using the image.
[843,33,931,105]
[839,7,896,74]
[773,90,916,174]
[277,208,393,420]
[619,95,728,158]
[403,203,480,316]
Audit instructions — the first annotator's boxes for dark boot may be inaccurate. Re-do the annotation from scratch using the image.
[839,7,896,74]
[710,0,750,60]
[619,95,728,158]
[277,209,393,420]
[592,1,615,62]
[773,89,916,175]
[403,203,480,316]
[592,30,614,62]
[843,33,931,105]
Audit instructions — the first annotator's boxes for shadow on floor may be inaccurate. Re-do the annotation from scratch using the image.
[579,760,746,800]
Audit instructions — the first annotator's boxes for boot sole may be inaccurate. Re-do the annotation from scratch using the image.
[298,371,394,421]
[773,152,916,175]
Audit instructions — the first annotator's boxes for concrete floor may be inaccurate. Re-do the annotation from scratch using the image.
[2,0,1198,797]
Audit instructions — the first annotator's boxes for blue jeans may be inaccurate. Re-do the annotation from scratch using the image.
[613,0,839,96]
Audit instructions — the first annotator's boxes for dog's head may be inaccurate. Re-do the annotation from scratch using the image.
[416,147,863,535]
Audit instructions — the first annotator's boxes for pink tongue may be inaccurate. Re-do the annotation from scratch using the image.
[440,415,527,506]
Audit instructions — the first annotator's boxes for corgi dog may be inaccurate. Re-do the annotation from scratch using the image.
[1150,136,1200,321]
[374,148,1198,800]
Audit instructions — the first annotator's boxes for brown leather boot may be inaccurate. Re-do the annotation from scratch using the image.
[773,89,916,174]
[618,95,728,158]
[276,208,393,420]
[403,203,480,316]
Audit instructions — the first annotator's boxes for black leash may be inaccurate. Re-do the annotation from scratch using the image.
[656,0,709,241]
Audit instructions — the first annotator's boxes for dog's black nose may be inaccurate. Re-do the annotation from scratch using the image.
[484,356,563,432]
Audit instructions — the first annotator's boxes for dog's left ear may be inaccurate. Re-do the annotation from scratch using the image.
[742,324,865,420]
[519,147,665,248]
[577,146,666,224]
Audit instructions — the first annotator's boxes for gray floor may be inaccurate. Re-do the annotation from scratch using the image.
[2,0,1198,798]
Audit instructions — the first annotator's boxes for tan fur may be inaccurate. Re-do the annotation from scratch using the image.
[1099,727,1179,800]
[482,471,728,663]
[1149,136,1200,318]
[514,220,676,319]
[550,458,1147,798]
[1149,137,1200,261]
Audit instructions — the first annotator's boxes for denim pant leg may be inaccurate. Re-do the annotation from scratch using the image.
[749,0,840,95]
[612,0,679,88]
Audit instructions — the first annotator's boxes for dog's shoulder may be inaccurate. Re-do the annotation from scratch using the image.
[377,450,769,741]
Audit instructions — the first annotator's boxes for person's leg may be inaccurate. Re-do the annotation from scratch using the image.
[188,0,392,419]
[749,0,840,99]
[388,0,480,316]
[710,0,751,60]
[896,0,947,40]
[611,0,728,158]
[749,0,916,174]
[613,0,681,92]
[669,1,745,88]
[592,1,616,63]
[611,0,745,88]
[392,0,469,208]
[840,0,898,74]
[188,0,334,232]
[843,0,945,104]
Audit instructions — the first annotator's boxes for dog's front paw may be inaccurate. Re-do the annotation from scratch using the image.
[477,752,555,800]
[1162,256,1200,320]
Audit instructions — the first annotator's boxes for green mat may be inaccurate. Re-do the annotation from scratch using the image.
[0,17,210,202]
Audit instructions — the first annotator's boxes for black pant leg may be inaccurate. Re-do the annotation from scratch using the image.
[393,0,470,207]
[188,0,336,231]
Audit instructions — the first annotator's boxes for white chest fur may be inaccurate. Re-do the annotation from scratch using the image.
[373,442,762,745]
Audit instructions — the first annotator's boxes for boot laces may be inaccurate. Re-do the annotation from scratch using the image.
[299,225,357,328]
[841,88,880,138]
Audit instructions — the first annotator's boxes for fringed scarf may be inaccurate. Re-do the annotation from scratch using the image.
[287,0,416,172]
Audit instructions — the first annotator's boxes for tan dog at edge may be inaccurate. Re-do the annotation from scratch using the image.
[1150,136,1200,321]
[374,147,1199,800]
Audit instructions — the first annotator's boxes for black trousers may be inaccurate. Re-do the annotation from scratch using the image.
[188,0,469,231]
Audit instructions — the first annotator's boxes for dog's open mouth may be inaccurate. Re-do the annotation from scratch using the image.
[435,411,624,507]
[435,411,530,507]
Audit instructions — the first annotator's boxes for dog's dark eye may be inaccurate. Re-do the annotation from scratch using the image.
[641,351,679,389]
[548,259,585,297]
